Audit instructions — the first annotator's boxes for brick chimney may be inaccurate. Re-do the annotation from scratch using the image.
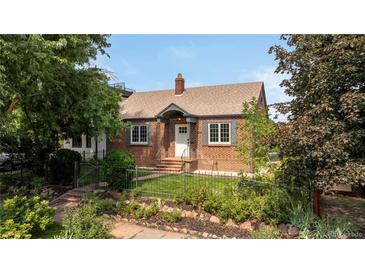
[175,73,185,95]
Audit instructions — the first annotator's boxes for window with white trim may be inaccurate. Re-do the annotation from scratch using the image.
[131,125,148,144]
[208,123,231,144]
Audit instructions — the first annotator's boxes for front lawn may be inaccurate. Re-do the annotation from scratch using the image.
[132,173,240,198]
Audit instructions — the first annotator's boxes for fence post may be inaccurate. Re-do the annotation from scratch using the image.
[83,151,85,161]
[183,164,187,193]
[135,166,138,188]
[74,161,79,188]
[95,160,100,188]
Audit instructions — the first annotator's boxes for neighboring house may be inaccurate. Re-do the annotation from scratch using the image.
[63,83,135,159]
[108,73,267,172]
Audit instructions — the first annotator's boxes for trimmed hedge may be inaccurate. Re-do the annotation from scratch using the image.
[101,150,135,190]
[49,149,82,185]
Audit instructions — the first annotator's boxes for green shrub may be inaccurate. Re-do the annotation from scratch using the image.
[135,203,159,219]
[200,186,292,224]
[289,206,360,239]
[175,187,208,209]
[0,195,56,239]
[101,151,135,190]
[86,198,116,216]
[118,200,140,215]
[59,203,110,239]
[135,207,145,218]
[0,219,32,239]
[250,225,281,239]
[116,199,129,214]
[218,196,249,222]
[30,177,46,194]
[202,193,222,214]
[144,203,159,218]
[163,208,182,223]
[130,188,142,199]
[246,188,291,224]
[49,149,82,185]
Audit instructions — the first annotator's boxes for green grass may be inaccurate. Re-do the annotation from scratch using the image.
[132,173,240,198]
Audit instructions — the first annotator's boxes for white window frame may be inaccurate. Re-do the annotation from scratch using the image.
[208,122,231,145]
[130,125,148,145]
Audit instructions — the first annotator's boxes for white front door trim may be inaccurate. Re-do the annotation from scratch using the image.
[175,124,190,158]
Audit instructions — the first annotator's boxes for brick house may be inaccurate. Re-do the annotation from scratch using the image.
[108,73,267,173]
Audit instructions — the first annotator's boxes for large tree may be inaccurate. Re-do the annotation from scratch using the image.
[0,35,125,157]
[269,35,365,189]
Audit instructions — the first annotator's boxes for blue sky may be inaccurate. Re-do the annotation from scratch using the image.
[96,35,290,117]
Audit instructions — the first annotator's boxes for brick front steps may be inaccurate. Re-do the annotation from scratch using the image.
[156,158,184,172]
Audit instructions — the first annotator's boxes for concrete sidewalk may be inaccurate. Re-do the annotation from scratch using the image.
[111,221,187,239]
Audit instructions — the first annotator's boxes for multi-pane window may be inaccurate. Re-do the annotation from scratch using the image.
[209,124,219,143]
[72,135,82,148]
[220,123,230,143]
[208,123,230,144]
[131,125,148,144]
[179,126,187,134]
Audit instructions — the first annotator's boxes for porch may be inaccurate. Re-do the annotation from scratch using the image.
[155,103,198,172]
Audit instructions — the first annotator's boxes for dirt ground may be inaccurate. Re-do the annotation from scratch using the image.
[321,195,365,231]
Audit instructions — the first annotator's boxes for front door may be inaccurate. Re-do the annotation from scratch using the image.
[175,124,190,158]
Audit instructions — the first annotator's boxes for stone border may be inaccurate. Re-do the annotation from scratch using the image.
[120,199,274,239]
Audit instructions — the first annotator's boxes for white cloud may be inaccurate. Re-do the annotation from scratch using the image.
[167,43,195,58]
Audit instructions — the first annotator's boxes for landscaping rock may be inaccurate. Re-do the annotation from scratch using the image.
[189,230,198,235]
[173,227,179,232]
[162,205,171,212]
[278,223,288,235]
[181,228,188,234]
[225,219,239,228]
[212,234,218,239]
[202,232,209,238]
[240,220,258,231]
[288,225,300,237]
[209,215,220,224]
[185,210,198,219]
[164,225,173,231]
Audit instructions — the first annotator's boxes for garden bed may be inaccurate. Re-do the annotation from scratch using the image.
[118,213,250,239]
[111,195,282,239]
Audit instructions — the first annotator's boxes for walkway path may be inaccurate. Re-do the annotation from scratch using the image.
[50,185,95,222]
[111,221,186,239]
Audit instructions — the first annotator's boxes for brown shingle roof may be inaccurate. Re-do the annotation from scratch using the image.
[120,81,264,119]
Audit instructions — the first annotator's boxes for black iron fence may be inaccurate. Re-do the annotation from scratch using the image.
[114,167,310,204]
[73,161,100,188]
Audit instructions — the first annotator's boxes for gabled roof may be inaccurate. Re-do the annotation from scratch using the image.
[120,81,265,119]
